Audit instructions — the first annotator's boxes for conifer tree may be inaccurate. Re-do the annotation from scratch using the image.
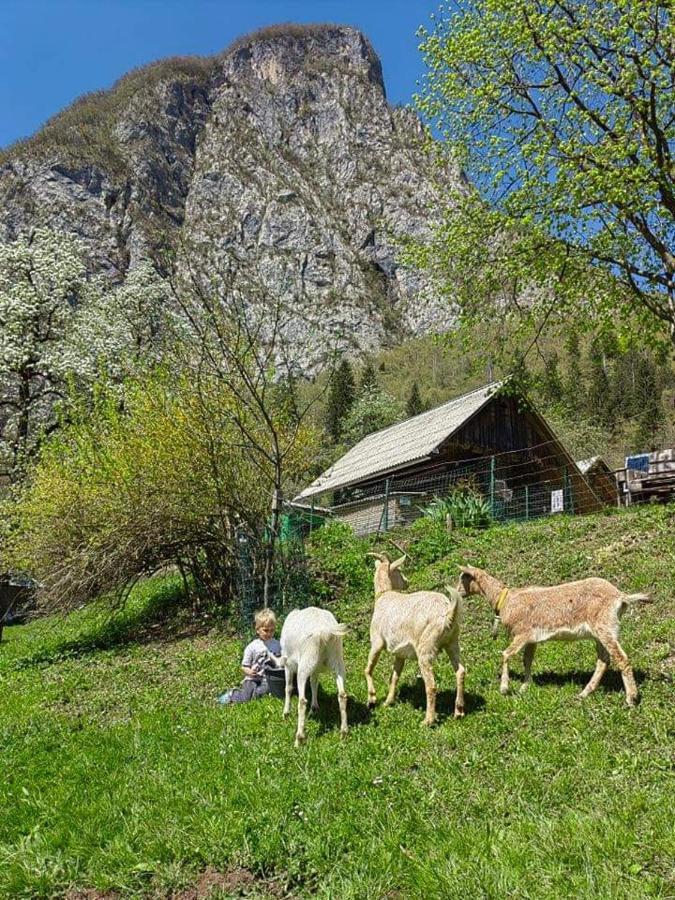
[406,382,424,418]
[325,359,355,443]
[540,352,563,407]
[562,333,585,416]
[586,338,613,427]
[633,355,661,449]
[359,359,378,396]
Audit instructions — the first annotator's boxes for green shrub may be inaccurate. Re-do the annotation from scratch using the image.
[3,370,318,616]
[306,520,372,599]
[421,489,492,530]
[407,516,457,565]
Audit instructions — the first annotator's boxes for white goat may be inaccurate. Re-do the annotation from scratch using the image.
[275,606,348,747]
[458,565,650,706]
[365,553,465,725]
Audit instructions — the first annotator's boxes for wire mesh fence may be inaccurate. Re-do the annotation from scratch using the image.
[235,439,675,625]
[288,441,675,536]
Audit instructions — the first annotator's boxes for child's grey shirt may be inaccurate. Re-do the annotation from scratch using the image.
[241,637,281,680]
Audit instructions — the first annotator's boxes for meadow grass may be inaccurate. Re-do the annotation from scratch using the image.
[1,505,674,898]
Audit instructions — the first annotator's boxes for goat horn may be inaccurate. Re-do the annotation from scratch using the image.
[387,539,409,559]
[367,552,389,563]
[390,555,407,571]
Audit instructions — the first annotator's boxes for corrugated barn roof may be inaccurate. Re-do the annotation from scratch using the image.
[295,382,501,500]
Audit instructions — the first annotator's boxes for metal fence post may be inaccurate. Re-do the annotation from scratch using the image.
[489,457,496,518]
[380,478,391,533]
[564,467,574,514]
[525,484,529,522]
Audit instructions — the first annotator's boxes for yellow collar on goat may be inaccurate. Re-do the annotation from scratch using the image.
[495,587,509,612]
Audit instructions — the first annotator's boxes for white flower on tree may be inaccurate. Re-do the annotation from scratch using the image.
[66,259,170,382]
[0,229,90,473]
[0,229,169,477]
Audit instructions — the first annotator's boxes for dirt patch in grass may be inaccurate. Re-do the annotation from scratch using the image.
[65,890,120,899]
[173,866,289,899]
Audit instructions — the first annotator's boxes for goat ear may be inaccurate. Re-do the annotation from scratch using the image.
[390,555,406,571]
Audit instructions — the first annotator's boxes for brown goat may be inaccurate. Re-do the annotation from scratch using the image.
[458,565,650,706]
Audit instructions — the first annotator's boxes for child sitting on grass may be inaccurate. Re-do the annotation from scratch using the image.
[217,607,282,705]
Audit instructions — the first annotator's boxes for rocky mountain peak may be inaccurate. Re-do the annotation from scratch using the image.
[220,24,385,95]
[0,24,457,364]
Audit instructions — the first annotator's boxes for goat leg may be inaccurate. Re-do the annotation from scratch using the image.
[418,657,437,726]
[600,634,639,707]
[310,673,319,713]
[295,669,309,747]
[335,668,348,737]
[383,657,405,707]
[520,643,537,693]
[365,639,384,708]
[501,635,529,695]
[448,638,465,717]
[577,640,609,700]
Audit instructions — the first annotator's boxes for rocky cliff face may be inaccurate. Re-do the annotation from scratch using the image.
[0,24,459,359]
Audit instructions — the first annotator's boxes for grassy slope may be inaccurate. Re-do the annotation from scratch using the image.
[1,506,674,899]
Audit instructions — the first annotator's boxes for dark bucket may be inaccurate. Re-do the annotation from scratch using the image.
[265,667,288,700]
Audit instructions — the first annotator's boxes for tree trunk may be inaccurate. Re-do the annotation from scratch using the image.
[263,486,282,607]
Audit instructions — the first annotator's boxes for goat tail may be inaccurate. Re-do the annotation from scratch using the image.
[443,586,463,630]
[312,623,349,648]
[326,622,349,640]
[621,592,652,604]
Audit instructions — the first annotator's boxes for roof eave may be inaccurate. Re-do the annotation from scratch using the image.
[294,452,434,501]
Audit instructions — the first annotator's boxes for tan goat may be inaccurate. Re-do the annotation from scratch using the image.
[458,565,650,706]
[365,553,465,725]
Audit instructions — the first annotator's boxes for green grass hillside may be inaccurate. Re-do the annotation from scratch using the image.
[1,505,674,898]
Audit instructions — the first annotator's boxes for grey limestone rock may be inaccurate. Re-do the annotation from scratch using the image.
[0,24,461,366]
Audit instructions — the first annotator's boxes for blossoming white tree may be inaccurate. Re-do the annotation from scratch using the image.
[0,229,89,475]
[0,229,169,478]
[65,259,170,382]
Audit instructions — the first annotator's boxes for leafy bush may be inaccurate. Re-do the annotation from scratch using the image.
[421,488,492,530]
[407,517,457,566]
[340,389,406,445]
[306,521,372,599]
[2,370,319,615]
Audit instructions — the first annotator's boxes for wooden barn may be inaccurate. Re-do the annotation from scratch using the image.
[295,382,607,536]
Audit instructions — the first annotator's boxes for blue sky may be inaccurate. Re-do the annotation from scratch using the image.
[0,0,440,150]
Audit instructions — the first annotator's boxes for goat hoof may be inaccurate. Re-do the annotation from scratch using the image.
[454,707,465,719]
[500,686,509,696]
[367,700,377,710]
[421,718,436,728]
[340,728,349,739]
[294,734,306,748]
[575,691,587,701]
[519,682,531,694]
[382,698,394,708]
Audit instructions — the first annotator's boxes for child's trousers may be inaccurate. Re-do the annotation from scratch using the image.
[227,678,270,703]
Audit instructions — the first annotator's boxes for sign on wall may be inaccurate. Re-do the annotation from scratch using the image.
[551,489,564,513]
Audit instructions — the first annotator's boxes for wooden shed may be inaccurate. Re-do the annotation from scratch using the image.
[576,456,618,507]
[295,381,607,535]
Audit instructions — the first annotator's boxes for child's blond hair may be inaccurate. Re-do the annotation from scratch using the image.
[254,607,276,630]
